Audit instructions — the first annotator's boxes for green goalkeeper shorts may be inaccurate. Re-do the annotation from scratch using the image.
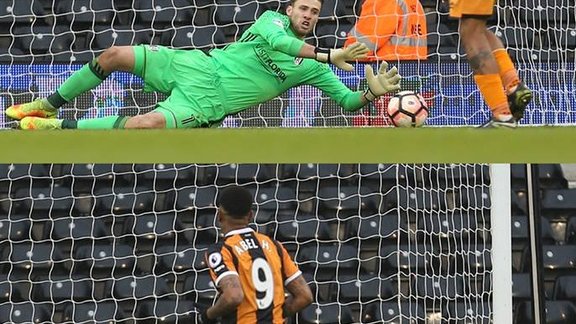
[132,45,225,128]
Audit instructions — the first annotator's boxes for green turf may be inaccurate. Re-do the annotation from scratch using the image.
[1,127,575,163]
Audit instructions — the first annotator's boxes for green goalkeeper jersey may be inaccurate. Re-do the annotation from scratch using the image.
[208,10,365,118]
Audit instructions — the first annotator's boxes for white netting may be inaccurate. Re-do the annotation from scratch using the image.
[0,163,496,323]
[0,0,574,128]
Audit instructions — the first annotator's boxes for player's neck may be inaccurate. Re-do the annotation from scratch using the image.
[222,223,250,236]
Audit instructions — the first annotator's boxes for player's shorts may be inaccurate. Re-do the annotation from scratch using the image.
[132,45,226,128]
[449,0,495,18]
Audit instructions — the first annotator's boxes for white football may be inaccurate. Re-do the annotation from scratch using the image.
[387,91,429,127]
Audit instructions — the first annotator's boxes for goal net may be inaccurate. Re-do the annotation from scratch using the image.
[0,0,574,128]
[0,163,511,323]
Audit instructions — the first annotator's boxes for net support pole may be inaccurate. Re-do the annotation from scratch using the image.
[526,164,546,323]
[489,164,513,324]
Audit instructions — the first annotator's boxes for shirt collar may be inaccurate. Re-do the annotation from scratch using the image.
[225,227,254,237]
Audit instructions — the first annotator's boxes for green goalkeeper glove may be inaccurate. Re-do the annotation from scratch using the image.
[363,61,402,101]
[315,42,369,72]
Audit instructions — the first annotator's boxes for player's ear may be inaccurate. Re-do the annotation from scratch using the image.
[247,210,254,223]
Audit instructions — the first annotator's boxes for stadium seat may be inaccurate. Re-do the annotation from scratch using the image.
[31,276,93,302]
[541,188,576,218]
[565,217,576,243]
[510,215,555,243]
[295,244,359,278]
[416,211,479,241]
[13,186,73,218]
[181,271,218,302]
[345,214,403,244]
[134,163,197,187]
[362,301,426,323]
[270,212,331,242]
[299,303,355,324]
[122,211,184,242]
[414,275,465,301]
[209,163,274,185]
[72,244,135,277]
[0,301,53,323]
[541,245,576,271]
[248,186,297,211]
[136,299,196,323]
[0,0,47,24]
[315,22,353,49]
[43,216,113,253]
[515,300,576,324]
[3,242,65,272]
[318,0,348,21]
[94,186,156,216]
[175,185,217,211]
[317,185,383,219]
[553,276,576,300]
[512,272,533,300]
[498,27,537,49]
[161,25,227,50]
[331,274,396,302]
[156,245,207,273]
[91,25,152,49]
[62,301,127,323]
[135,0,195,26]
[538,164,569,189]
[0,275,27,302]
[12,25,74,55]
[55,0,119,26]
[107,274,171,299]
[0,217,31,242]
[214,0,261,25]
[357,163,397,191]
[379,244,437,274]
[444,302,491,324]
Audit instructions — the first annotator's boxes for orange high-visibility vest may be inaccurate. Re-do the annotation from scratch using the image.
[345,0,428,61]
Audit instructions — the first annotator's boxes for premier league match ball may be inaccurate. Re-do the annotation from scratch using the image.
[386,91,429,127]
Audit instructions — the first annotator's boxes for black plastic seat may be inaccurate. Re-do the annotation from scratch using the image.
[541,188,576,217]
[122,211,183,241]
[0,275,27,302]
[331,275,396,302]
[363,301,426,323]
[156,245,207,273]
[0,217,31,242]
[248,186,297,211]
[315,22,352,49]
[3,242,65,271]
[0,0,46,24]
[31,276,93,302]
[175,185,217,211]
[13,186,73,218]
[72,244,135,276]
[512,272,533,300]
[161,25,227,50]
[55,0,118,26]
[299,303,355,324]
[515,300,576,324]
[92,25,152,49]
[318,185,382,219]
[135,0,195,26]
[444,302,491,324]
[270,213,331,243]
[94,186,156,216]
[295,244,359,277]
[345,214,402,243]
[214,0,261,24]
[12,25,74,55]
[210,163,274,185]
[107,274,171,299]
[62,301,127,323]
[136,299,196,323]
[181,270,218,302]
[0,301,53,323]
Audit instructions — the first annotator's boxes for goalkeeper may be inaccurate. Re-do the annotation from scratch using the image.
[7,0,401,130]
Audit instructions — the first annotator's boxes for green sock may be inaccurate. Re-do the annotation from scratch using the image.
[55,59,109,102]
[77,116,128,129]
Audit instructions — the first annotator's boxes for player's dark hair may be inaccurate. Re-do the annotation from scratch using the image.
[288,0,324,7]
[217,186,254,219]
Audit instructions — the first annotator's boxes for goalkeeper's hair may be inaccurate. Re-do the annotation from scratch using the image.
[217,186,254,219]
[289,0,324,6]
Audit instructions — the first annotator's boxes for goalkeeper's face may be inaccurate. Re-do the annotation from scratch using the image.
[287,0,321,38]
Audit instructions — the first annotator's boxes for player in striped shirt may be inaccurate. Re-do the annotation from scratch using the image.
[7,0,400,130]
[198,186,312,324]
